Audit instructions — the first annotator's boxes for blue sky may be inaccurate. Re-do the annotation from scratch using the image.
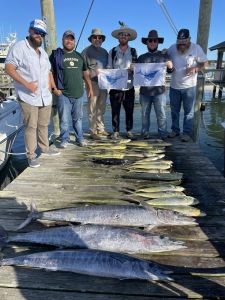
[1,0,224,60]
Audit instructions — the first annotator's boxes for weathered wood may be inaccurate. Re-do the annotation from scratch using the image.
[1,138,225,299]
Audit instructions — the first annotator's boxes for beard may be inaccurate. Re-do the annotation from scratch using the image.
[29,35,42,48]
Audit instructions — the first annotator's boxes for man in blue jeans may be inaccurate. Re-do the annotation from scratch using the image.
[168,28,207,142]
[137,30,174,139]
[50,30,93,148]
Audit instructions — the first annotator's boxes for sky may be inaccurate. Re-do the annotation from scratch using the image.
[0,0,224,60]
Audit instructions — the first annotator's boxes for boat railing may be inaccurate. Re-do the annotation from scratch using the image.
[0,68,14,97]
[204,68,225,86]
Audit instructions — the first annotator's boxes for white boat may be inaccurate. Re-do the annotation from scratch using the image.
[0,32,16,96]
[0,96,23,171]
[0,33,24,171]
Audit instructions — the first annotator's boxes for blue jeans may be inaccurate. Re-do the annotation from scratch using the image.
[140,93,167,138]
[169,87,196,135]
[57,93,84,143]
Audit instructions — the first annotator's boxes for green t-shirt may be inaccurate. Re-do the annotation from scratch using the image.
[62,51,87,99]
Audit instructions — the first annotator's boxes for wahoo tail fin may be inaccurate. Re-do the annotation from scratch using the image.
[16,202,39,231]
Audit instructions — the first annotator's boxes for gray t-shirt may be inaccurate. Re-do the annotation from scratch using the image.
[81,45,108,82]
[168,42,207,89]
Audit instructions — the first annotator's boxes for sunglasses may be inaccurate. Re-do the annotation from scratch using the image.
[33,29,46,37]
[119,32,130,37]
[92,35,102,40]
[148,38,158,43]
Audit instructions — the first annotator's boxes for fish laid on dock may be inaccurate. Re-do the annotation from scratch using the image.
[137,185,185,193]
[145,197,199,206]
[0,249,173,281]
[132,191,187,199]
[0,224,186,253]
[17,203,196,230]
[122,172,183,181]
[148,205,205,217]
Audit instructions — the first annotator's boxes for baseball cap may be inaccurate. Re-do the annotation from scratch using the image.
[63,30,75,39]
[30,19,47,34]
[177,29,190,44]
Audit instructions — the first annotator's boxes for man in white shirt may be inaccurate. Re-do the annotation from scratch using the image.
[5,19,60,168]
[108,22,137,139]
[168,29,207,142]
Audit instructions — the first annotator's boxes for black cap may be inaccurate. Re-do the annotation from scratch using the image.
[177,29,190,44]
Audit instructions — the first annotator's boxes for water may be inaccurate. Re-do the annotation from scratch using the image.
[0,85,224,189]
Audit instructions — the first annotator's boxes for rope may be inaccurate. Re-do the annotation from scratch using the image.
[75,0,95,50]
[156,0,178,35]
[0,149,26,155]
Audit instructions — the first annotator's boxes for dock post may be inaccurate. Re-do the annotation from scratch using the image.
[193,0,212,141]
[40,0,60,139]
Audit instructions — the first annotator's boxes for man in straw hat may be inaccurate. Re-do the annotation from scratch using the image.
[5,19,60,168]
[82,28,109,140]
[108,22,138,139]
[167,28,207,142]
[137,30,174,140]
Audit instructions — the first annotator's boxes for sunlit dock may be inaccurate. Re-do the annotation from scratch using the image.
[0,136,225,299]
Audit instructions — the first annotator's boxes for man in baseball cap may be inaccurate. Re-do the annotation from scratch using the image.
[167,28,207,142]
[29,19,47,35]
[49,30,93,148]
[5,19,60,168]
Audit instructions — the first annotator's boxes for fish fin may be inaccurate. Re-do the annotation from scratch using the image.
[0,226,7,250]
[16,202,39,231]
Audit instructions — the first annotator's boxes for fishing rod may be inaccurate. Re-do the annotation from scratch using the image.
[156,0,178,35]
[75,0,95,50]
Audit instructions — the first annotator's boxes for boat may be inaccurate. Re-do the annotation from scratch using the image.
[0,32,16,97]
[0,96,23,171]
[0,33,23,171]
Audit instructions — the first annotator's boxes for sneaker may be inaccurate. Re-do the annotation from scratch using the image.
[59,141,69,148]
[111,132,120,140]
[42,148,61,156]
[181,134,191,142]
[126,131,134,139]
[98,130,109,137]
[142,132,150,139]
[90,133,102,140]
[49,133,60,142]
[28,157,40,168]
[168,131,179,138]
[77,140,88,147]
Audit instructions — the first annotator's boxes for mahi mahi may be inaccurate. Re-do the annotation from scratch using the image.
[17,203,196,230]
[0,249,173,281]
[0,225,186,254]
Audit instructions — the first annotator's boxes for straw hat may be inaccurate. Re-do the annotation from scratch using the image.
[111,22,137,41]
[88,28,106,42]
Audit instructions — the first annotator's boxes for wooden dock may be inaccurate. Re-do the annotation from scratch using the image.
[1,136,225,299]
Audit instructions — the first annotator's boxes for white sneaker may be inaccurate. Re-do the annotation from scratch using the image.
[111,132,120,140]
[28,157,40,168]
[126,131,134,139]
[78,140,88,147]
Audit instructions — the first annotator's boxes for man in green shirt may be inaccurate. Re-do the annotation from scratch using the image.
[50,30,93,147]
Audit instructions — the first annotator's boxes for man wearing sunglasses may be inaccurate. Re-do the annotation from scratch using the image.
[5,19,60,168]
[81,28,108,140]
[167,29,207,142]
[108,22,137,139]
[50,30,93,148]
[137,30,174,140]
